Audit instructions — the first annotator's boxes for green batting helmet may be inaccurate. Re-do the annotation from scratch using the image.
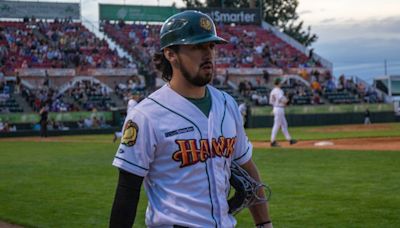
[274,77,282,85]
[159,10,227,50]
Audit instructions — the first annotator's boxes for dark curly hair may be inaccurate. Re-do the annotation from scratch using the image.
[153,45,180,82]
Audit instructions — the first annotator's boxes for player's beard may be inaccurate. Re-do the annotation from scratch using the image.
[177,57,213,87]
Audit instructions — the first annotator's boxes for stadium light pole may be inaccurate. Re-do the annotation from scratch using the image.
[384,59,388,75]
[79,0,82,22]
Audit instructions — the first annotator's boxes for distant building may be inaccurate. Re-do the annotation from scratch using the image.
[373,75,400,114]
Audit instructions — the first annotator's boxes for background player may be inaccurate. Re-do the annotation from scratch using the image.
[269,78,297,147]
[238,101,247,127]
[110,10,272,228]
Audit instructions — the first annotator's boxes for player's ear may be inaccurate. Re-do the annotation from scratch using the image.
[163,48,178,66]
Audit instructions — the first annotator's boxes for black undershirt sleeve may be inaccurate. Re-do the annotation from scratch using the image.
[109,169,144,228]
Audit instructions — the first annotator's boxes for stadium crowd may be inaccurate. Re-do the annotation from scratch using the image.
[0,15,386,134]
[0,17,133,76]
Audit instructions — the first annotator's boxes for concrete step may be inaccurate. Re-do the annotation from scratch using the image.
[109,93,125,109]
[13,93,33,112]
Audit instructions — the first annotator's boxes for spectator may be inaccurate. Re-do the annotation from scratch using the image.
[39,104,49,137]
[83,117,92,128]
[364,108,371,125]
[312,92,321,105]
[325,78,336,92]
[77,116,84,128]
[311,79,322,94]
[92,116,100,128]
[15,72,21,94]
[9,123,16,132]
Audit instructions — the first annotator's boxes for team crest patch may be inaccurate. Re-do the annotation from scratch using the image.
[121,120,138,147]
[200,17,212,31]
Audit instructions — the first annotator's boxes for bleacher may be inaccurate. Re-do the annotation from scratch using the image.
[324,91,360,104]
[0,20,130,75]
[85,94,115,111]
[214,84,245,104]
[281,83,313,105]
[102,22,317,70]
[292,94,312,105]
[0,96,23,112]
[0,16,374,117]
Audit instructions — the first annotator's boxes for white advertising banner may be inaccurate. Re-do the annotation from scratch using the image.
[225,68,283,75]
[0,1,80,19]
[86,68,137,76]
[16,69,75,77]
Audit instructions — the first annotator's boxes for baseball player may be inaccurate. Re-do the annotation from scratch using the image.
[113,92,141,143]
[110,11,272,228]
[238,102,247,126]
[269,78,297,147]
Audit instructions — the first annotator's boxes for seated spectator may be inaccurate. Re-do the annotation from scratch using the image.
[311,79,322,94]
[251,92,259,104]
[32,122,41,131]
[312,92,321,105]
[337,74,345,91]
[99,116,110,128]
[92,116,100,128]
[257,93,269,105]
[83,117,92,128]
[77,117,84,128]
[9,123,16,132]
[325,78,336,92]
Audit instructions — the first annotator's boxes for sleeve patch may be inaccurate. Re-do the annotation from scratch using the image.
[121,120,139,147]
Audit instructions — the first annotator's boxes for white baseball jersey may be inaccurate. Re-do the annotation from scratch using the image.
[269,87,292,141]
[269,87,286,108]
[113,84,253,227]
[127,99,138,113]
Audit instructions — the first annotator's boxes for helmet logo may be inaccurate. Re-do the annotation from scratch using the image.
[200,17,212,31]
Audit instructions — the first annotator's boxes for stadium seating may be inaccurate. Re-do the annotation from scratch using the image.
[0,20,130,75]
[324,91,360,104]
[102,22,317,70]
[0,18,376,114]
[0,97,23,112]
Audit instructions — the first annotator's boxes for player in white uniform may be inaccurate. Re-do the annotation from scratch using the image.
[113,92,140,142]
[269,78,297,147]
[238,102,247,127]
[110,11,272,228]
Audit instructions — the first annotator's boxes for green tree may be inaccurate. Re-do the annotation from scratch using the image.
[182,0,204,7]
[261,0,317,47]
[283,21,318,47]
[182,0,249,8]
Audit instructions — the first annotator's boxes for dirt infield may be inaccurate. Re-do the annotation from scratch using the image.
[306,124,392,133]
[252,137,400,151]
[0,221,23,228]
[1,134,399,151]
[0,136,110,143]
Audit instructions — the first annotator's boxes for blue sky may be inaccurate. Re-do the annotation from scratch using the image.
[21,0,400,83]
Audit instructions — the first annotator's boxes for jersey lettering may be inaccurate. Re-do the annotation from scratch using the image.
[212,136,225,157]
[173,137,237,167]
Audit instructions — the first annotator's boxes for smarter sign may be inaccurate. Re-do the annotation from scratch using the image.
[210,10,257,24]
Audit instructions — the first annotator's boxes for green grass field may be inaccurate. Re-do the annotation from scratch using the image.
[1,123,400,227]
